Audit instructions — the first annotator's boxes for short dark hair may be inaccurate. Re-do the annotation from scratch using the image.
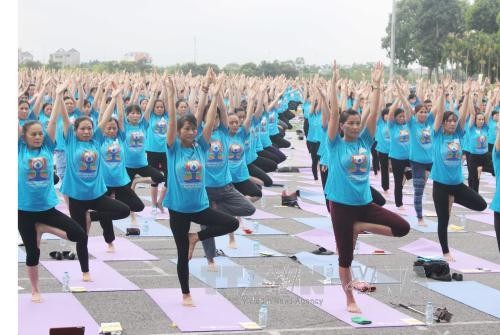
[125,104,142,115]
[74,116,93,130]
[443,111,457,123]
[339,109,360,124]
[177,114,197,131]
[22,120,42,135]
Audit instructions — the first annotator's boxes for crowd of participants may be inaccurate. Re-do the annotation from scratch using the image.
[18,64,500,313]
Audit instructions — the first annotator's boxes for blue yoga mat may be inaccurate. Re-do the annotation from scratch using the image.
[298,189,326,205]
[236,218,287,235]
[170,257,269,288]
[403,216,466,233]
[293,252,399,284]
[420,281,500,318]
[293,217,333,232]
[114,217,173,237]
[214,235,284,257]
[18,248,26,263]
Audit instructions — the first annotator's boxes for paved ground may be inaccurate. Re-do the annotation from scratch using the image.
[18,129,500,335]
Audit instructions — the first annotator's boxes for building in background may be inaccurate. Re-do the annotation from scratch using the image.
[49,48,80,66]
[122,52,152,63]
[18,49,34,64]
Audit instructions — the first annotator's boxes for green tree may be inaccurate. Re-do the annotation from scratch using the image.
[466,0,500,34]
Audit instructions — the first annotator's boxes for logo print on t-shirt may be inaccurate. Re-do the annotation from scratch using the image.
[228,143,243,161]
[106,141,121,163]
[183,160,202,183]
[399,129,409,143]
[155,118,167,135]
[420,127,431,145]
[260,117,267,132]
[130,131,143,148]
[244,139,250,151]
[349,152,367,175]
[208,140,223,162]
[28,157,49,181]
[80,150,97,173]
[445,140,461,162]
[476,134,487,149]
[269,113,275,123]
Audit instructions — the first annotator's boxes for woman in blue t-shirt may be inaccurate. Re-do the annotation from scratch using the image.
[325,62,409,314]
[164,75,238,307]
[375,107,391,192]
[59,82,131,282]
[466,106,489,192]
[491,121,500,251]
[484,91,499,177]
[18,87,86,302]
[430,79,487,262]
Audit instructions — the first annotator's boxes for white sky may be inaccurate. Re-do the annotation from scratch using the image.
[18,0,394,66]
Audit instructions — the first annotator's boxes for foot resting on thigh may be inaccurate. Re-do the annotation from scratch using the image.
[187,233,200,260]
[443,253,455,262]
[82,272,92,282]
[182,293,195,307]
[107,242,115,253]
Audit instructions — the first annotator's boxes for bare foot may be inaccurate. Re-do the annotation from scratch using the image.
[82,272,92,282]
[31,292,42,303]
[228,240,237,249]
[207,261,218,272]
[417,218,427,227]
[443,253,456,262]
[106,243,115,253]
[347,301,362,313]
[383,189,390,195]
[187,233,199,260]
[182,294,196,307]
[397,206,406,211]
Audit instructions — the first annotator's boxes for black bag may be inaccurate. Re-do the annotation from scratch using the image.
[413,259,451,281]
[126,227,140,236]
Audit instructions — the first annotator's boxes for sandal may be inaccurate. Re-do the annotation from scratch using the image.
[311,247,334,255]
[49,251,62,260]
[346,280,376,293]
[62,251,76,260]
[215,249,227,257]
[451,273,463,281]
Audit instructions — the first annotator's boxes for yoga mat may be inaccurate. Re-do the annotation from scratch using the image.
[18,248,26,262]
[114,216,173,237]
[385,196,414,205]
[136,206,170,220]
[271,177,292,182]
[296,198,330,217]
[41,260,140,291]
[298,189,326,205]
[55,203,69,215]
[420,281,500,319]
[262,188,281,196]
[146,288,255,332]
[399,238,500,273]
[214,235,284,257]
[477,230,496,238]
[383,204,416,217]
[248,208,283,220]
[294,229,391,255]
[294,252,399,284]
[19,293,100,335]
[301,185,325,194]
[298,180,321,186]
[403,216,466,233]
[293,217,333,232]
[288,285,423,328]
[87,236,159,261]
[463,213,494,226]
[170,257,268,288]
[237,219,287,235]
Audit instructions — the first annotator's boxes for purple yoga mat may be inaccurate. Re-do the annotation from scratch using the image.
[464,214,494,226]
[294,229,391,255]
[248,208,283,220]
[146,288,254,332]
[298,180,321,186]
[19,293,99,335]
[87,236,159,261]
[262,188,280,196]
[288,285,422,328]
[477,231,496,238]
[399,238,500,273]
[137,207,170,219]
[41,260,140,291]
[301,186,325,193]
[297,198,330,217]
[55,203,69,215]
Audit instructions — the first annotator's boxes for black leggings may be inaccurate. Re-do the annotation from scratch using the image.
[390,157,411,207]
[169,207,239,294]
[330,201,410,267]
[270,134,291,148]
[495,212,500,252]
[371,142,380,174]
[254,156,277,173]
[105,185,145,213]
[485,143,495,176]
[18,208,86,267]
[371,187,386,207]
[126,165,164,187]
[70,195,130,272]
[146,151,167,187]
[248,163,273,187]
[378,152,390,191]
[432,181,487,254]
[466,152,487,192]
[264,145,287,164]
[233,179,262,198]
[306,141,320,180]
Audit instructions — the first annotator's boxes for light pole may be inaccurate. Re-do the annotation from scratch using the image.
[390,0,396,80]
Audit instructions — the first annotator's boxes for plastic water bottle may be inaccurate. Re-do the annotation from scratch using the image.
[253,241,260,256]
[260,197,266,209]
[325,264,334,284]
[459,215,466,230]
[425,301,434,325]
[62,271,70,292]
[142,220,150,235]
[253,221,260,233]
[258,303,268,328]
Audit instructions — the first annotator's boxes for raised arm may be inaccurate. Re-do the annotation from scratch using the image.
[327,61,340,141]
[242,89,256,132]
[395,81,413,121]
[459,80,471,130]
[387,97,400,122]
[433,83,446,132]
[98,89,119,131]
[59,82,71,138]
[196,68,215,126]
[366,62,383,137]
[143,84,158,121]
[32,78,51,118]
[116,88,125,131]
[166,76,177,148]
[202,78,223,143]
[217,81,228,128]
[46,86,61,142]
[76,76,84,111]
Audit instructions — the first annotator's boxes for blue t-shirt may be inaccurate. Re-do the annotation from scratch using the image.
[302,101,311,119]
[164,137,210,213]
[60,127,107,200]
[430,127,465,185]
[268,108,279,136]
[145,113,168,153]
[19,111,37,127]
[124,118,149,168]
[318,125,329,165]
[204,125,232,187]
[259,112,272,148]
[228,128,251,183]
[325,128,374,205]
[490,147,500,212]
[254,117,263,152]
[388,121,410,159]
[375,118,390,154]
[95,128,131,187]
[487,118,498,144]
[463,116,471,152]
[307,111,322,143]
[37,111,51,131]
[18,134,58,211]
[55,109,82,151]
[408,114,434,164]
[244,123,256,165]
[468,124,489,155]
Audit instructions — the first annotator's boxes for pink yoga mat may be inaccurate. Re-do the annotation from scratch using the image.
[55,203,69,215]
[262,188,281,196]
[399,238,500,273]
[301,186,325,194]
[294,229,391,255]
[248,208,283,220]
[288,285,423,328]
[298,180,321,186]
[87,236,159,261]
[19,293,99,335]
[477,231,496,238]
[146,288,254,332]
[137,207,170,219]
[297,198,330,217]
[463,214,494,226]
[41,260,140,291]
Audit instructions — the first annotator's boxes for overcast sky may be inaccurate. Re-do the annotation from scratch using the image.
[18,0,394,67]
